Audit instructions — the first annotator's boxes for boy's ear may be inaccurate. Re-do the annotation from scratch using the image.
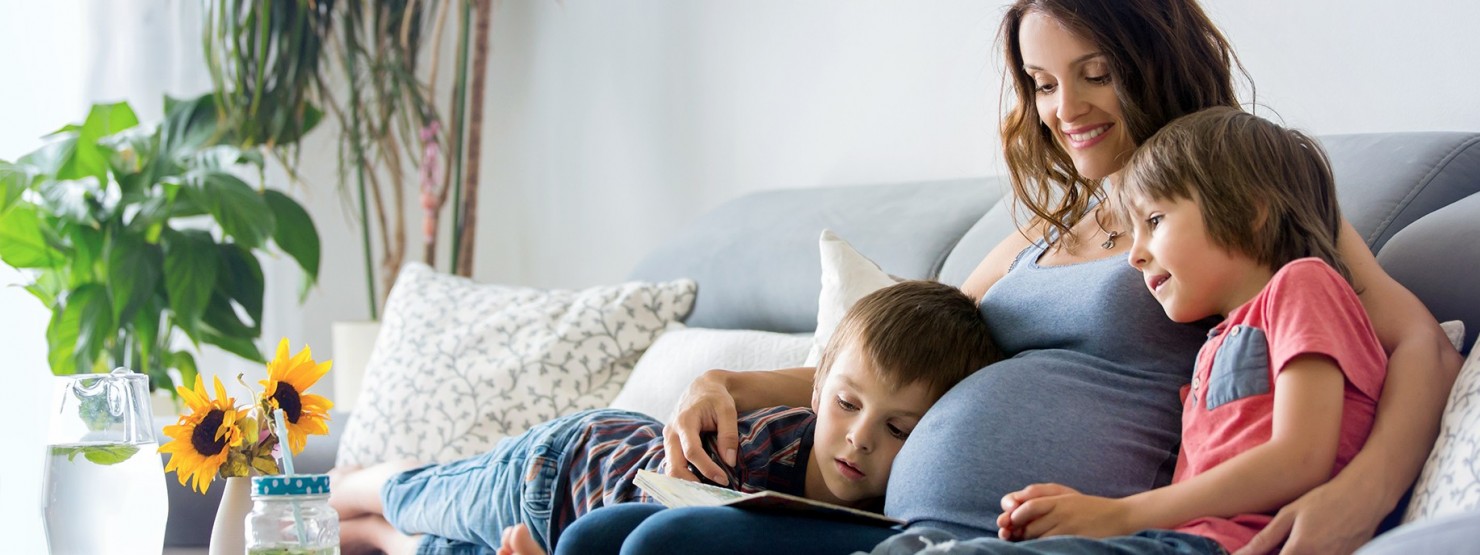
[811,382,822,413]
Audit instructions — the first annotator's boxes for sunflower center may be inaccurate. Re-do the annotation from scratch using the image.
[190,409,228,456]
[273,382,303,423]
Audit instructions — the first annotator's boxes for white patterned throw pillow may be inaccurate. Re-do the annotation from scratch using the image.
[1404,334,1480,523]
[337,263,696,465]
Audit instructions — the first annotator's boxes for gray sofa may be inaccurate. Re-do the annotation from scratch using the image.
[162,131,1480,549]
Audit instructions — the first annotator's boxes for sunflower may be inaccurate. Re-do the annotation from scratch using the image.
[159,375,244,494]
[260,338,334,455]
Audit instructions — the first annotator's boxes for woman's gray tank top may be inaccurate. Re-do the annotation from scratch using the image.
[885,235,1211,538]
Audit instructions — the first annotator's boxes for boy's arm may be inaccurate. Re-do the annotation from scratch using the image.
[1238,222,1463,555]
[1119,354,1346,530]
[1004,354,1346,539]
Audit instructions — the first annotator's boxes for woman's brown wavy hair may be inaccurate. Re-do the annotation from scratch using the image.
[998,0,1249,248]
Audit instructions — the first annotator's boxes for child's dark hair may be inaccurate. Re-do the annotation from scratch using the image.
[1121,106,1353,284]
[815,280,1003,400]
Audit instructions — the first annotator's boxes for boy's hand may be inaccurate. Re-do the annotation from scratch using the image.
[1002,492,1135,540]
[997,483,1080,540]
[664,370,741,484]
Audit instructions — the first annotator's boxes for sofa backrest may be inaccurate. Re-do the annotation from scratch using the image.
[630,132,1480,351]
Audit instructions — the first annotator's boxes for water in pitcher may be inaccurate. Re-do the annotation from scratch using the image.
[42,369,168,555]
[42,440,169,554]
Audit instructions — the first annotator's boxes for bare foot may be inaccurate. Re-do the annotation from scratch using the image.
[497,524,547,555]
[341,514,422,555]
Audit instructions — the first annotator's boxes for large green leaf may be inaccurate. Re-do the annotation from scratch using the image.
[46,284,113,375]
[44,305,76,375]
[66,225,104,288]
[57,102,139,183]
[200,330,264,364]
[0,204,60,269]
[162,229,219,338]
[217,243,265,325]
[0,160,36,215]
[160,94,230,166]
[263,189,320,300]
[18,139,71,176]
[169,350,199,394]
[99,127,159,198]
[37,176,102,224]
[181,170,274,249]
[131,298,162,383]
[104,231,161,324]
[201,291,258,337]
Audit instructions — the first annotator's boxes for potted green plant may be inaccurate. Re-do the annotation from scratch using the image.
[0,95,320,395]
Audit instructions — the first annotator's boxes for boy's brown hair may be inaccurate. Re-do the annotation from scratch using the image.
[1120,106,1353,284]
[814,280,1003,401]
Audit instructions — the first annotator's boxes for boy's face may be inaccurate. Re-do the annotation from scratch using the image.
[1125,193,1273,322]
[809,343,935,504]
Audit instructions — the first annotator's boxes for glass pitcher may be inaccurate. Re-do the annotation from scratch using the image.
[41,368,169,555]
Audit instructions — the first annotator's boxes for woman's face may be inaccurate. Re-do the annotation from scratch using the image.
[1018,12,1135,181]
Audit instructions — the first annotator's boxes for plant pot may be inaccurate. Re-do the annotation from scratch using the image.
[332,321,381,411]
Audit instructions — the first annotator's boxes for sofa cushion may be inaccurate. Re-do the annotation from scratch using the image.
[802,229,902,366]
[607,325,812,421]
[337,263,695,465]
[1404,341,1480,522]
[1322,133,1480,252]
[628,179,1000,333]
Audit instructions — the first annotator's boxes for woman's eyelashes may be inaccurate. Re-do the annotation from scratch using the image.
[1030,69,1112,95]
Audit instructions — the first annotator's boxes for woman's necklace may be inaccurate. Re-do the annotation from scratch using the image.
[1094,205,1122,250]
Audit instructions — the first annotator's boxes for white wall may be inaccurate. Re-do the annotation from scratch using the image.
[0,0,85,550]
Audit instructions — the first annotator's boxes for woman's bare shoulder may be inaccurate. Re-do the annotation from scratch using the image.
[960,227,1037,301]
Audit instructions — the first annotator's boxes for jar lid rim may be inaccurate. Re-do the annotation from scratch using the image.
[251,474,330,496]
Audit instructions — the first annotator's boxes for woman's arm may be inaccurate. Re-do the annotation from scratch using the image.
[664,367,814,483]
[1238,220,1463,555]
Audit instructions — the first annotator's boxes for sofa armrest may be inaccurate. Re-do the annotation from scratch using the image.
[160,410,347,547]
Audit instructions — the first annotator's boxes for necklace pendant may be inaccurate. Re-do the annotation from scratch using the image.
[1101,231,1119,250]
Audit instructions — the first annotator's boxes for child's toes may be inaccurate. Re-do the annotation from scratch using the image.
[507,524,546,555]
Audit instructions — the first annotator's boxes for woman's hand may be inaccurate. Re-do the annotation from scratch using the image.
[1234,479,1382,555]
[663,369,741,484]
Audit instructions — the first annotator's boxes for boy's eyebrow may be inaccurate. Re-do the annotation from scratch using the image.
[838,374,927,418]
[1023,52,1104,72]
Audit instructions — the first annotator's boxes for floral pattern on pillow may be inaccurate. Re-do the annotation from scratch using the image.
[1404,342,1480,522]
[337,263,695,465]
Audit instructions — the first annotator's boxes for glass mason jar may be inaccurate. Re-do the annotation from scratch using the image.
[246,474,340,555]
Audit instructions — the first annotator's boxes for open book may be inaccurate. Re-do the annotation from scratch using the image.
[634,469,903,527]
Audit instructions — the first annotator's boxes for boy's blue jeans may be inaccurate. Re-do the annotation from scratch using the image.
[380,411,595,555]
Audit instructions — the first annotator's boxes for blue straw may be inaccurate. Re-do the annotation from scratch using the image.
[274,409,310,546]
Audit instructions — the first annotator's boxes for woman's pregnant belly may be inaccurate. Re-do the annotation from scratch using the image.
[884,350,1185,538]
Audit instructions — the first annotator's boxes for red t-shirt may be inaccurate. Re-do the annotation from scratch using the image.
[1172,258,1387,552]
